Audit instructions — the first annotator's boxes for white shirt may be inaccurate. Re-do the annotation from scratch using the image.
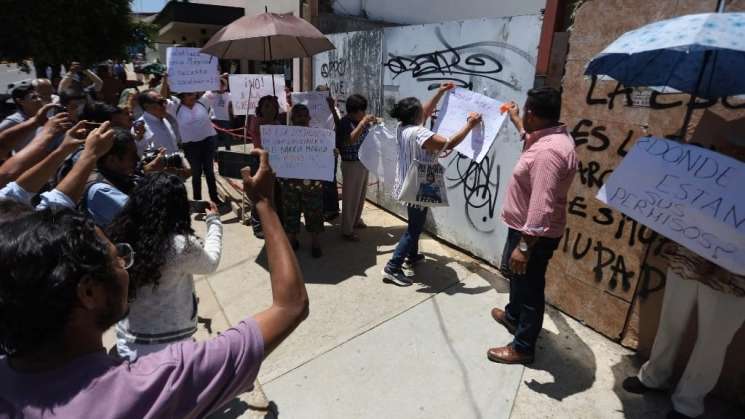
[136,112,180,155]
[202,91,231,122]
[166,96,217,143]
[393,125,438,200]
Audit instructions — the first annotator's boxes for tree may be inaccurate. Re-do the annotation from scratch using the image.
[0,0,141,73]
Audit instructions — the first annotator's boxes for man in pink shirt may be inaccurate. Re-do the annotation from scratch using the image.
[0,150,309,418]
[488,87,577,365]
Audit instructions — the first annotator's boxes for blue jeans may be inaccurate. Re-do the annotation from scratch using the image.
[501,228,560,354]
[386,206,428,270]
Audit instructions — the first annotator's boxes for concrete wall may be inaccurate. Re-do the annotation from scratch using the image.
[332,0,545,25]
[313,15,543,265]
[547,0,745,405]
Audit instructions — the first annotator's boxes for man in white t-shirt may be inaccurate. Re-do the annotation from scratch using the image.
[203,74,233,151]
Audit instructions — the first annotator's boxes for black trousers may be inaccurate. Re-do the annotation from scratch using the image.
[322,154,339,214]
[500,228,560,354]
[182,136,218,201]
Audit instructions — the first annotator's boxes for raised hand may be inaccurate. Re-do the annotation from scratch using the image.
[241,149,275,204]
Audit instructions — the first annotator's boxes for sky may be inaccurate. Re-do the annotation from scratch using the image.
[132,0,167,13]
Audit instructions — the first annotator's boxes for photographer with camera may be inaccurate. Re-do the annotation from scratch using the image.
[0,85,50,155]
[58,61,103,97]
[83,128,165,226]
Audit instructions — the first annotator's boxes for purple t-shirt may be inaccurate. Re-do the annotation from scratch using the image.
[0,318,264,419]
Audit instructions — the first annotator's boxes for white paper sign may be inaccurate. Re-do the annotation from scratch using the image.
[166,47,219,93]
[261,125,335,182]
[358,125,398,184]
[291,92,335,130]
[597,136,745,275]
[229,74,288,116]
[434,88,506,163]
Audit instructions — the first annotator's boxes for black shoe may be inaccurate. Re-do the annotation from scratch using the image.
[324,211,339,221]
[311,246,322,258]
[253,228,265,240]
[667,410,696,419]
[382,266,413,287]
[622,376,653,394]
[210,197,224,207]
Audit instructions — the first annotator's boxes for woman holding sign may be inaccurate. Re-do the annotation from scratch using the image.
[280,104,325,258]
[383,83,482,286]
[160,76,221,204]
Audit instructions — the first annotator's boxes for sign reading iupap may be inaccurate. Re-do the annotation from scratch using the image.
[261,125,336,182]
[598,136,745,274]
[166,47,219,93]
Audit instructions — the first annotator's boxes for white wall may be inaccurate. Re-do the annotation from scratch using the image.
[333,0,545,25]
[191,0,300,16]
[313,15,543,265]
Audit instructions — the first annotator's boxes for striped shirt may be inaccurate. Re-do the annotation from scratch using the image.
[501,125,577,238]
[393,124,438,200]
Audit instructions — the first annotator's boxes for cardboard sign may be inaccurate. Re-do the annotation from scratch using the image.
[261,125,335,182]
[290,92,335,130]
[229,74,288,116]
[435,88,507,163]
[598,136,745,275]
[166,47,219,92]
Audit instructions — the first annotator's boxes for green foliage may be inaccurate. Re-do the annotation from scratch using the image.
[0,0,141,65]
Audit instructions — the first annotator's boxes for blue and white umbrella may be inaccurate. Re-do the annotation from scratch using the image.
[585,12,745,99]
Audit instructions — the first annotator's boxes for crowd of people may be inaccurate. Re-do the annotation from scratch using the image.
[0,59,726,419]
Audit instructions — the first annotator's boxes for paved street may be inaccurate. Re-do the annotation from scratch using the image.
[104,193,741,419]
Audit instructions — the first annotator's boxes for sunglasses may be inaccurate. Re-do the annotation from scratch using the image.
[115,243,135,270]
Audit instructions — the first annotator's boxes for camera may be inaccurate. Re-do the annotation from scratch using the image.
[142,149,185,169]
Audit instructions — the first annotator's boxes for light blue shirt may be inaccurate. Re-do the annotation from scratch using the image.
[136,112,180,156]
[0,181,75,210]
[86,183,129,226]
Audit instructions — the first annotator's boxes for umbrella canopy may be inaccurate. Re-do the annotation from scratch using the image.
[585,12,745,99]
[201,12,335,60]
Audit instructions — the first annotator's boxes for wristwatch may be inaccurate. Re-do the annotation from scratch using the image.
[518,240,530,254]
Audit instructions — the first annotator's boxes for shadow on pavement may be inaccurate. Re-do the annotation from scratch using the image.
[610,354,744,419]
[208,399,279,419]
[522,308,597,401]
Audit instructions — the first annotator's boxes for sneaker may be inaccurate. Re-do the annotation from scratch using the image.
[382,266,413,287]
[403,254,425,269]
[324,211,339,221]
[253,228,265,240]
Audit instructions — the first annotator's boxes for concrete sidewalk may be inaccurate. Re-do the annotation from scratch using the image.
[105,196,742,419]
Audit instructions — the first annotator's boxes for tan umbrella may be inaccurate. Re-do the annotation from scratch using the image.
[201,11,335,60]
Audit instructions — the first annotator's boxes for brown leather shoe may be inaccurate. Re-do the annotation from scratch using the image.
[487,345,534,365]
[491,308,517,335]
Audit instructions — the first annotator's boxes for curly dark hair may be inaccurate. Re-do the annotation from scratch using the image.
[107,172,193,299]
[0,208,116,356]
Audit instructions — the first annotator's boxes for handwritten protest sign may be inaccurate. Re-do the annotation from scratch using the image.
[597,136,745,275]
[358,125,398,184]
[166,47,219,92]
[229,74,288,116]
[291,92,335,130]
[261,125,335,182]
[434,88,506,163]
